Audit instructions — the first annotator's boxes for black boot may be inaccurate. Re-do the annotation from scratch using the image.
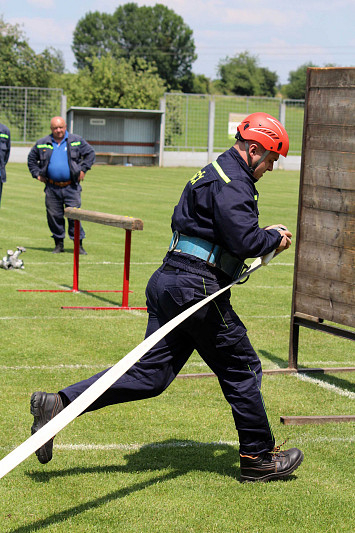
[240,446,304,482]
[52,239,64,254]
[79,239,87,255]
[30,391,64,464]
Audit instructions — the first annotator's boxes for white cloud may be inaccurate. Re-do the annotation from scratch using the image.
[9,16,75,48]
[27,0,55,8]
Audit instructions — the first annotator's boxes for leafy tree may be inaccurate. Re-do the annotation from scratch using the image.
[71,11,117,70]
[0,16,64,86]
[217,52,278,97]
[72,3,197,90]
[258,67,278,97]
[60,54,166,109]
[190,74,212,94]
[283,62,318,99]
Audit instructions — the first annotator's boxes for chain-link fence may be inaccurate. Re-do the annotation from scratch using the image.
[162,93,305,155]
[0,86,65,145]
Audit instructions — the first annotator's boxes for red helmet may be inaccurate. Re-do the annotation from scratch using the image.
[237,112,289,157]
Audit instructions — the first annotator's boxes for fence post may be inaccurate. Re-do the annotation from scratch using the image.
[159,96,166,167]
[61,94,67,120]
[208,97,215,163]
[279,100,286,126]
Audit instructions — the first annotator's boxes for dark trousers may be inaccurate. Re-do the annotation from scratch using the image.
[45,183,85,241]
[61,265,275,455]
[0,182,2,206]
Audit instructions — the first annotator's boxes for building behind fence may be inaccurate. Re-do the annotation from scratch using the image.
[1,86,303,169]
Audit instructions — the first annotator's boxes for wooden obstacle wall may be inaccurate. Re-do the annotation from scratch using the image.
[289,67,355,369]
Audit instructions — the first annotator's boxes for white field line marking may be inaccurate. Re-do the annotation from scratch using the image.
[0,364,108,371]
[0,314,290,321]
[26,261,160,266]
[0,436,353,454]
[1,361,353,373]
[302,361,354,366]
[294,373,355,399]
[20,261,293,267]
[0,362,210,371]
[3,361,354,372]
[0,314,145,321]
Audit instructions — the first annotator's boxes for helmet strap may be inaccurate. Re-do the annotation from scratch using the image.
[245,141,270,173]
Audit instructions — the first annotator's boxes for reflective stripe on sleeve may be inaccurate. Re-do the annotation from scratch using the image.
[212,161,231,183]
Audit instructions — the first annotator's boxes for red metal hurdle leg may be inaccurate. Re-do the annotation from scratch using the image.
[72,219,80,292]
[122,229,131,308]
[18,208,146,310]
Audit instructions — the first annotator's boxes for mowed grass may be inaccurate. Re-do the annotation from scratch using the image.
[0,163,354,533]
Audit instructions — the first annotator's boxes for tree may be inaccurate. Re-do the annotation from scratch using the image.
[61,55,166,109]
[217,52,278,97]
[283,62,318,99]
[258,68,278,97]
[0,16,64,86]
[190,74,212,94]
[72,3,197,90]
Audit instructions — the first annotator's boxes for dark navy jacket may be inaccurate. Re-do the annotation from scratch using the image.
[0,123,11,183]
[27,132,95,183]
[170,147,281,263]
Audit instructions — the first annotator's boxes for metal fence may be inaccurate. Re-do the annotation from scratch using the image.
[162,93,305,155]
[0,86,65,144]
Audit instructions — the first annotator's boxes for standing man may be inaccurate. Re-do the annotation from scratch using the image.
[0,122,11,207]
[30,113,304,483]
[27,116,95,254]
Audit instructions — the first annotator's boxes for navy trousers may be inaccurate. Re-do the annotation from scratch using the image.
[45,183,85,241]
[61,264,275,455]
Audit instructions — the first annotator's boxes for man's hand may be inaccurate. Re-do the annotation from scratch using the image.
[264,225,292,254]
[275,230,292,253]
[78,171,85,182]
[37,175,47,183]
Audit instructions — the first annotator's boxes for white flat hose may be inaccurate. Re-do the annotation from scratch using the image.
[0,252,275,479]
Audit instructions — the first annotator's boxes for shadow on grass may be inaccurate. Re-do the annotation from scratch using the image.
[260,349,355,393]
[259,349,288,369]
[13,439,298,532]
[301,372,355,394]
[24,245,77,254]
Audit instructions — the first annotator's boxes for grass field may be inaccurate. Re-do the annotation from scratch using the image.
[0,163,354,532]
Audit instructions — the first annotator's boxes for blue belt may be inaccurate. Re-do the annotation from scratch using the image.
[168,231,248,281]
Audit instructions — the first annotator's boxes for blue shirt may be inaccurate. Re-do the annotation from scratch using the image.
[47,131,70,182]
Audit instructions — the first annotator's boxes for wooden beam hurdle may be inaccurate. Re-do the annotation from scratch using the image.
[18,208,146,311]
[61,207,146,311]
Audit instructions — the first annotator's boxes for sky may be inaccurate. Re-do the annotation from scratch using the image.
[1,0,355,85]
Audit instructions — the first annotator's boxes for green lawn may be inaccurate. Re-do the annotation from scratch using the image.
[0,163,354,532]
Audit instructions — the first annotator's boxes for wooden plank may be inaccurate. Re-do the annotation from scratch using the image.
[280,415,355,425]
[295,276,354,308]
[294,292,354,327]
[64,207,143,231]
[301,184,355,215]
[298,208,354,249]
[303,149,354,175]
[305,124,355,153]
[308,67,355,88]
[294,312,322,323]
[296,241,355,281]
[302,166,354,191]
[307,88,355,125]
